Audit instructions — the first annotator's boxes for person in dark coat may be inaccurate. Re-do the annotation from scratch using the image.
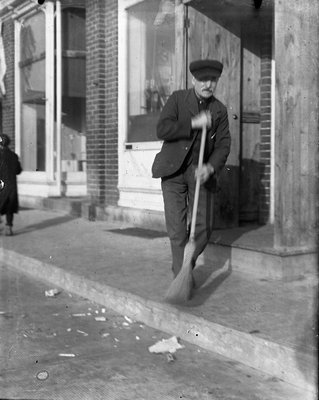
[152,59,231,281]
[0,134,22,236]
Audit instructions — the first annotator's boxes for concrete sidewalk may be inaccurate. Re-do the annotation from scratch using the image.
[0,208,317,395]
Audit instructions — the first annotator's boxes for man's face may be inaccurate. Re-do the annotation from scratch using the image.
[192,76,219,99]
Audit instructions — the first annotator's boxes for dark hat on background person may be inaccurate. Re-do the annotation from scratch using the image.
[189,59,223,81]
[0,134,10,147]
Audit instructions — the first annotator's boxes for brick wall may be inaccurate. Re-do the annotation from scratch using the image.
[259,29,272,224]
[86,0,118,206]
[1,20,15,148]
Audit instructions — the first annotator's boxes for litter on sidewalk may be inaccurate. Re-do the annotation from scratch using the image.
[166,353,175,363]
[77,329,88,336]
[148,336,185,354]
[36,371,49,381]
[59,353,76,357]
[45,288,61,297]
[95,316,107,322]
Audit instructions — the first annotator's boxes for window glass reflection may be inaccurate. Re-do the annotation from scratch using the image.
[61,7,86,173]
[20,12,45,62]
[20,12,46,171]
[127,0,175,142]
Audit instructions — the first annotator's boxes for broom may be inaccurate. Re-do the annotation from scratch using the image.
[165,123,207,304]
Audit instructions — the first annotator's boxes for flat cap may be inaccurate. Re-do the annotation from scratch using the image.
[189,59,223,81]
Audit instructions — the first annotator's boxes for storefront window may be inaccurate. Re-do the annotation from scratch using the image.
[127,0,175,142]
[20,12,46,171]
[61,7,86,173]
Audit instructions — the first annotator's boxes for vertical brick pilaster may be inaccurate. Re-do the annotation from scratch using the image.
[86,0,118,206]
[104,0,118,205]
[259,26,272,224]
[2,20,15,148]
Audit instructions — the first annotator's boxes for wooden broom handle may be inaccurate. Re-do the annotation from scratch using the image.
[189,124,207,241]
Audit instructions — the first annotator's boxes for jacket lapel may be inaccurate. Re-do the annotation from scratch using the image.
[185,89,199,116]
[208,98,222,137]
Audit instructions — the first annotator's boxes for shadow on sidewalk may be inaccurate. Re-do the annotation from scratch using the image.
[184,223,261,307]
[105,227,167,239]
[187,264,232,307]
[15,215,77,235]
[294,298,318,390]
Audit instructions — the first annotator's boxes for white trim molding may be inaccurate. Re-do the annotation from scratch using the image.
[14,19,21,156]
[270,46,275,223]
[45,1,55,181]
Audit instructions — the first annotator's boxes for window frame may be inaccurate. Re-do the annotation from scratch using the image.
[118,0,163,152]
[15,2,55,181]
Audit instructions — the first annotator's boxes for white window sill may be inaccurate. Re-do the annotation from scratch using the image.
[124,141,162,151]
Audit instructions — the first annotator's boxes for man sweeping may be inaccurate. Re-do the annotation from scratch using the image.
[152,59,231,301]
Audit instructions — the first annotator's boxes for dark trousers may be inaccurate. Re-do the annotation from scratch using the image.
[161,163,214,277]
[6,213,14,226]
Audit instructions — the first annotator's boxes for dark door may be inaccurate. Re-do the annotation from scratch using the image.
[239,29,261,223]
[187,6,241,228]
[186,3,264,228]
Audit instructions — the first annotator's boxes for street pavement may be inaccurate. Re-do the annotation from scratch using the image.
[0,208,317,396]
[0,264,311,400]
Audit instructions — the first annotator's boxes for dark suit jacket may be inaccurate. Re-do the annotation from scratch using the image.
[151,89,231,191]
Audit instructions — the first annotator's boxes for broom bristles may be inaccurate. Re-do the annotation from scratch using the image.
[164,240,195,304]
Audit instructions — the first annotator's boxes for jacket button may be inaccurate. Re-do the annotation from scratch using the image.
[185,146,188,150]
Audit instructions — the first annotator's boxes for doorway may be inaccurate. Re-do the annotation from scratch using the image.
[186,2,270,227]
[59,6,87,196]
